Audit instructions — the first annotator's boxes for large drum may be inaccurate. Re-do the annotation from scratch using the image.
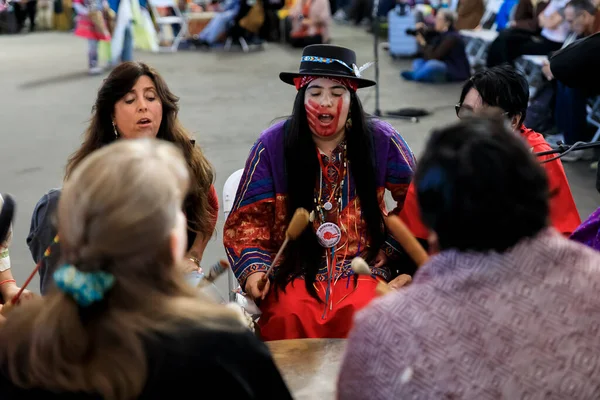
[266,338,346,400]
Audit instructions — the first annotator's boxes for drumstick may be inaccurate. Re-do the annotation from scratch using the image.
[258,208,310,290]
[350,256,389,296]
[350,257,392,296]
[351,256,412,296]
[196,259,230,289]
[384,214,429,268]
[350,256,371,275]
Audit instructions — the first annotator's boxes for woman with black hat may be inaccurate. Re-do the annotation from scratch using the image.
[224,44,416,341]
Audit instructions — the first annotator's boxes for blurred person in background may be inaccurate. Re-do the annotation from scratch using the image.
[400,10,470,83]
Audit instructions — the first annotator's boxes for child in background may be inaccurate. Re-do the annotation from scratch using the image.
[73,0,112,75]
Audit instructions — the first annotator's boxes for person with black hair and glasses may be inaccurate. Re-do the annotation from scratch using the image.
[339,115,600,400]
[400,65,580,243]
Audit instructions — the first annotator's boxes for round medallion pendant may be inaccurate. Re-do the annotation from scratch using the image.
[323,201,333,211]
[316,222,342,248]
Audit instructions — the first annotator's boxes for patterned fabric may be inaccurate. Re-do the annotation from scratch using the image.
[300,56,354,72]
[339,229,600,399]
[224,119,416,289]
[571,207,600,251]
[53,264,115,307]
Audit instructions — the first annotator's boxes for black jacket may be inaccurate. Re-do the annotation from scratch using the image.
[550,32,600,96]
[0,325,292,399]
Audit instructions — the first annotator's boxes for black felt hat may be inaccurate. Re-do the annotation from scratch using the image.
[279,44,376,89]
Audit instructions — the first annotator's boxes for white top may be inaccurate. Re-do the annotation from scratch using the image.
[0,194,12,272]
[540,0,570,43]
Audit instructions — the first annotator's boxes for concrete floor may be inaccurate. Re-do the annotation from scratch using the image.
[0,25,598,294]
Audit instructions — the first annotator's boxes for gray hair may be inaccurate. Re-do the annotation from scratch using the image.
[438,9,457,27]
[566,0,597,15]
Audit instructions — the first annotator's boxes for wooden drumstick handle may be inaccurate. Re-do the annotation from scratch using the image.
[258,237,289,291]
[258,208,310,290]
[384,214,429,267]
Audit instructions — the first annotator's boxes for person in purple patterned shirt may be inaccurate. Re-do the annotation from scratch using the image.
[224,44,417,341]
[339,115,600,399]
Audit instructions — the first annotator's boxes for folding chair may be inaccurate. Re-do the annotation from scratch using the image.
[516,33,578,98]
[223,169,244,302]
[587,97,600,143]
[462,29,498,68]
[224,0,265,52]
[147,0,189,52]
[514,55,546,98]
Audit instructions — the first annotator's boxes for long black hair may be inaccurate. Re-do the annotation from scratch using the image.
[274,86,385,301]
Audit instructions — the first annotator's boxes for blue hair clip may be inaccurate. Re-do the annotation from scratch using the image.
[419,165,453,205]
[53,264,115,307]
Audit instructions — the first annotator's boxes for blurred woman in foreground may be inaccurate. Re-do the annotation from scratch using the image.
[0,139,291,399]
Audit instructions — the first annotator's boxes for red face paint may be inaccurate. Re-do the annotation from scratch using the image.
[305,99,344,137]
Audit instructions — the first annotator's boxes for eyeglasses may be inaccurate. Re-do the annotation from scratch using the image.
[455,103,474,119]
[455,103,509,119]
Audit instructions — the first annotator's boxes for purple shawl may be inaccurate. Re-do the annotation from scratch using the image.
[571,207,600,252]
[338,229,600,399]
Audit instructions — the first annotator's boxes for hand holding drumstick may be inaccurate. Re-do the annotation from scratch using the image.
[351,214,429,296]
[245,208,310,301]
[351,257,412,296]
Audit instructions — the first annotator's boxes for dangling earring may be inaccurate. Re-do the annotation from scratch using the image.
[345,118,352,131]
[112,121,119,138]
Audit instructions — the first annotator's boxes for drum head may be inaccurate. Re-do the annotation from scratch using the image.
[266,338,346,400]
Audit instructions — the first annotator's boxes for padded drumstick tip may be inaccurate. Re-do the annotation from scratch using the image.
[384,214,429,267]
[286,208,310,240]
[351,257,371,275]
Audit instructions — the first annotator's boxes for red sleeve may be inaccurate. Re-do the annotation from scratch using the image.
[538,155,581,236]
[208,184,219,232]
[398,181,430,241]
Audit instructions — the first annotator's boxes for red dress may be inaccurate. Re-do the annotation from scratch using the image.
[400,126,581,239]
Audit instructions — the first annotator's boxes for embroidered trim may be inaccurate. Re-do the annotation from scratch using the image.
[238,263,270,288]
[301,56,354,72]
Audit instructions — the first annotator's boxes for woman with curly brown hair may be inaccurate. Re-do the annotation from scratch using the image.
[28,62,218,293]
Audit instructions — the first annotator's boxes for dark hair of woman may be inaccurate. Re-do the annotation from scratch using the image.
[277,87,384,301]
[64,62,215,239]
[415,116,549,253]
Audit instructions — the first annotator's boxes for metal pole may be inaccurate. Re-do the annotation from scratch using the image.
[372,0,382,117]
